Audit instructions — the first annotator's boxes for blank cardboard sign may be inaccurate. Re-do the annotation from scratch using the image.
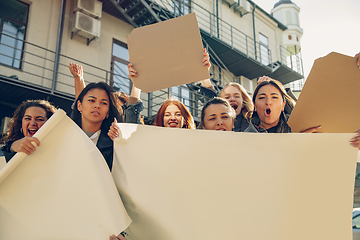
[113,123,357,240]
[288,52,360,133]
[126,13,210,93]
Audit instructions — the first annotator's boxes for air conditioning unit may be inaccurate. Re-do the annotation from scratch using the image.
[226,0,238,5]
[74,0,102,19]
[1,117,11,134]
[72,11,101,39]
[236,0,250,15]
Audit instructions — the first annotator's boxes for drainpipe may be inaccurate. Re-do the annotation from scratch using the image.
[252,2,257,60]
[216,0,219,38]
[52,0,66,94]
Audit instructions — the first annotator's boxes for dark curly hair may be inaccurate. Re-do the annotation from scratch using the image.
[1,99,57,143]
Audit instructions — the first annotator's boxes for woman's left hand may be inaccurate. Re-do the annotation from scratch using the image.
[350,128,360,150]
[108,119,120,141]
[300,125,321,133]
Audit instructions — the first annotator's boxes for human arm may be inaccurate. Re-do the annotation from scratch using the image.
[121,62,144,124]
[127,62,141,101]
[69,63,86,100]
[2,137,40,162]
[200,48,215,90]
[350,128,360,149]
[2,140,16,162]
[300,125,321,133]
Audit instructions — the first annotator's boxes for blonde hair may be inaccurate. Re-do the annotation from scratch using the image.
[220,82,254,121]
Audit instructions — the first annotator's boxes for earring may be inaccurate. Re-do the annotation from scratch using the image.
[20,128,23,133]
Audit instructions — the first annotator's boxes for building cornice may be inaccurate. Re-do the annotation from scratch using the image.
[247,0,287,31]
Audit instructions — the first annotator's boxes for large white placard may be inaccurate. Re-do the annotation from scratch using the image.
[0,110,131,240]
[113,124,357,240]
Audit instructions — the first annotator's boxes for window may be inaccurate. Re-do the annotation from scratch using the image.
[111,40,131,94]
[295,12,300,26]
[259,33,269,66]
[0,0,29,69]
[286,11,292,25]
[173,0,191,16]
[171,85,191,110]
[171,86,179,98]
[181,85,190,108]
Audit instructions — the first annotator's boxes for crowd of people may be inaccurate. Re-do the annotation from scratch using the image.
[1,51,360,240]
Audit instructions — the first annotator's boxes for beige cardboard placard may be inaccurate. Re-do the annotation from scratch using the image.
[113,124,357,240]
[126,13,210,93]
[0,110,131,240]
[288,52,360,133]
[0,157,5,171]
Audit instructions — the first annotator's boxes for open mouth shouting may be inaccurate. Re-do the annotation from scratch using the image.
[28,128,38,136]
[265,108,271,117]
[230,102,238,110]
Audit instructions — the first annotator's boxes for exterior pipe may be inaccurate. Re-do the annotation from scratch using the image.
[216,0,219,38]
[52,0,66,94]
[252,2,257,60]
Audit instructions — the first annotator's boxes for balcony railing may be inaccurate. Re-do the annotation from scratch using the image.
[0,32,211,123]
[154,0,303,76]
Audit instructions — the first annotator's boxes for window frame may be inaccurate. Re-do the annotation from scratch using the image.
[259,32,270,66]
[173,0,191,16]
[0,0,29,70]
[110,39,132,94]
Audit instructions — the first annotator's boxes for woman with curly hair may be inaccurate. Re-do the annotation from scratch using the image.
[1,100,57,162]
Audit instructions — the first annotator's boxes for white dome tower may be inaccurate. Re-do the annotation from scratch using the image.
[271,0,303,55]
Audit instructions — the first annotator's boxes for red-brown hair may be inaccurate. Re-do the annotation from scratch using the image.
[153,99,195,129]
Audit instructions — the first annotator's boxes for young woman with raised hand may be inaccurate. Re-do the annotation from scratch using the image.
[69,63,144,124]
[1,100,57,162]
[201,97,235,131]
[71,82,128,240]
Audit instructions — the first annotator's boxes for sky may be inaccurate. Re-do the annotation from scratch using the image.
[254,0,360,79]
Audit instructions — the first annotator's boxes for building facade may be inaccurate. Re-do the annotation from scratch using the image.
[0,0,304,128]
